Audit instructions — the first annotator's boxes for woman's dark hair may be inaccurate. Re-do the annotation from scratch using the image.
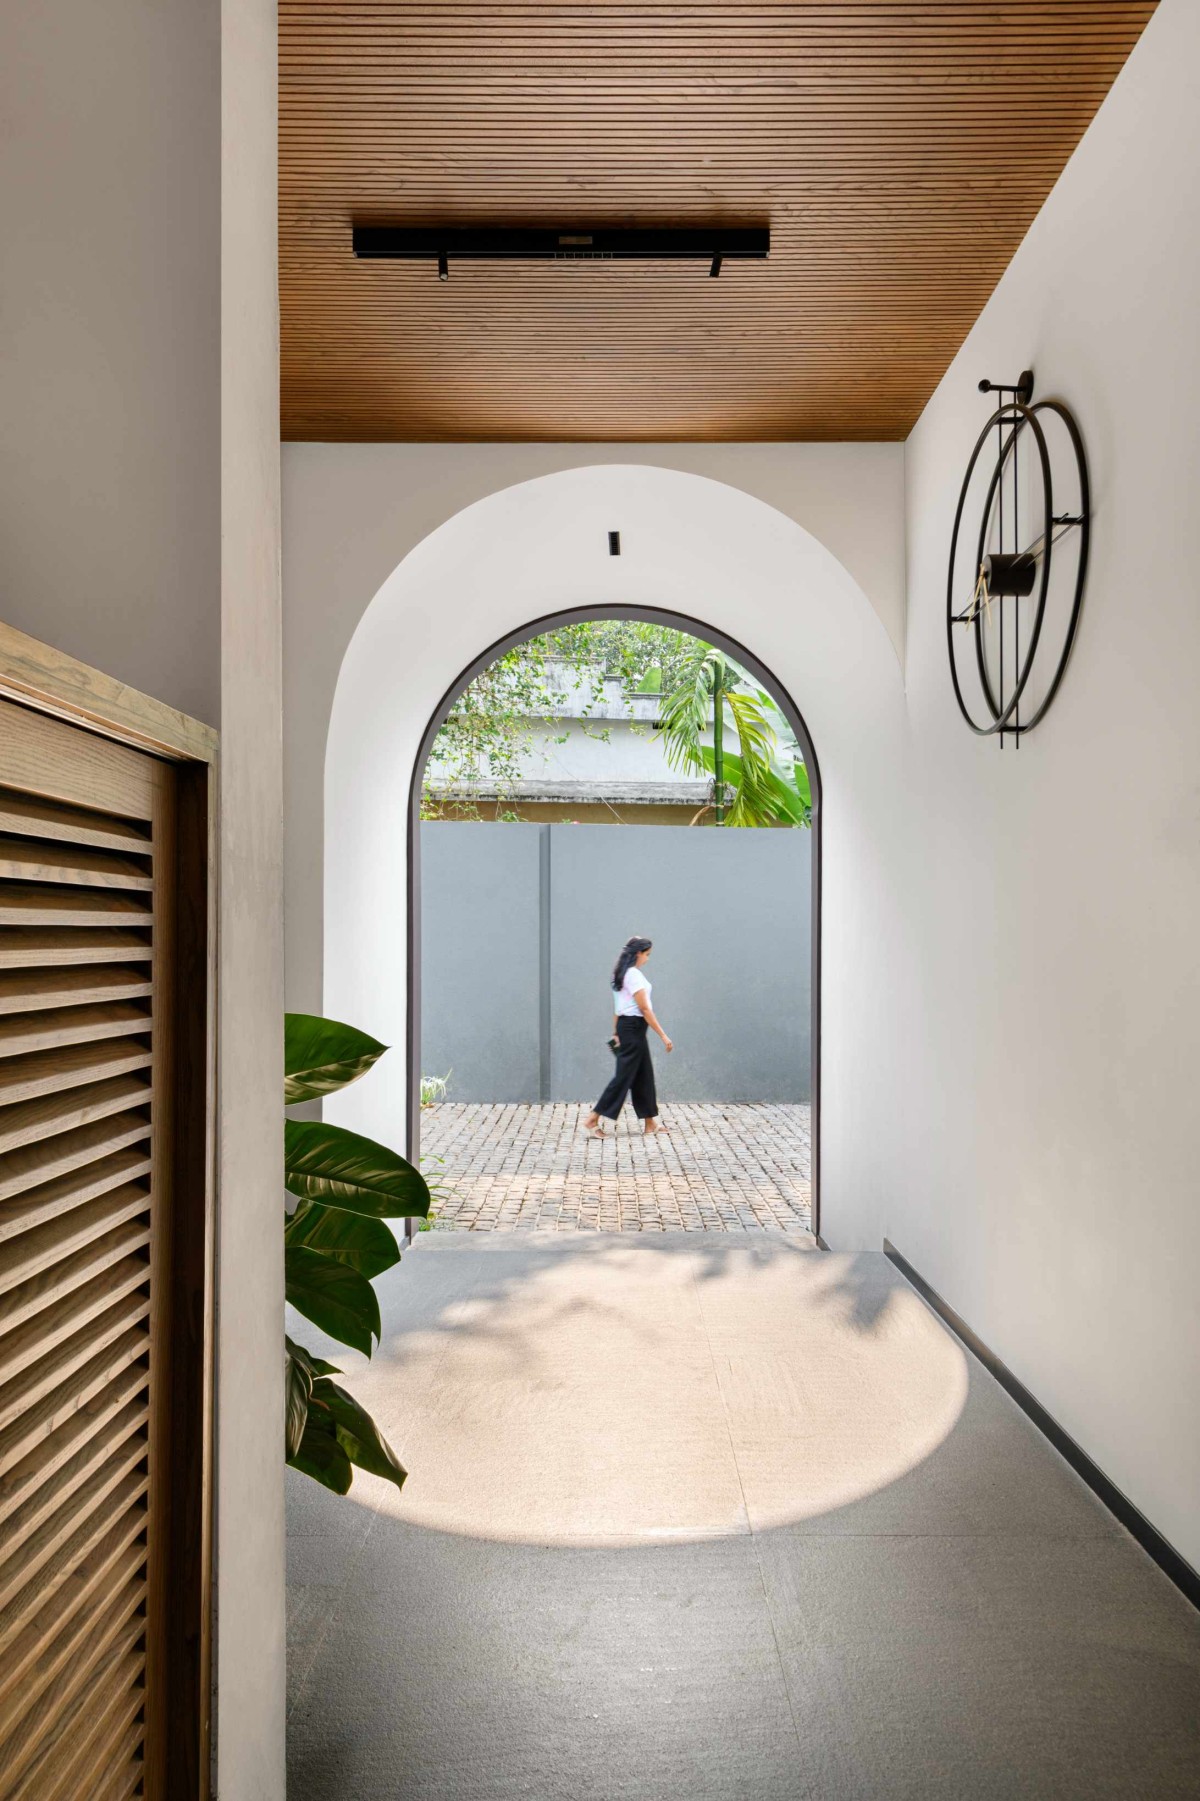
[612,936,653,993]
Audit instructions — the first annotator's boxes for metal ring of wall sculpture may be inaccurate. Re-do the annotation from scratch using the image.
[946,369,1091,744]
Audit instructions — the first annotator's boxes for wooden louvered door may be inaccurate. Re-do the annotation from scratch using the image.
[0,693,208,1801]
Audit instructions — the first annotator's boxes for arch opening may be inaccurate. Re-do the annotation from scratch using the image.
[322,461,910,1262]
[406,602,825,1235]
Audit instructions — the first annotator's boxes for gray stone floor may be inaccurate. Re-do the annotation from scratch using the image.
[421,1101,812,1232]
[287,1235,1200,1800]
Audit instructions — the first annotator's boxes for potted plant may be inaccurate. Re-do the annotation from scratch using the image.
[283,1013,430,1494]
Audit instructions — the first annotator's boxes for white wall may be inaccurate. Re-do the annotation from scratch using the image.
[1,3,286,1793]
[320,464,909,1270]
[283,439,904,1016]
[899,0,1200,1570]
[218,0,286,1795]
[0,1,220,725]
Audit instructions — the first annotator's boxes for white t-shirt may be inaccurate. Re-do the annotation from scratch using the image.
[614,967,650,1018]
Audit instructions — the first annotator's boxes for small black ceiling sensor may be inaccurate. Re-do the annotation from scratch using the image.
[608,531,621,556]
[710,255,722,279]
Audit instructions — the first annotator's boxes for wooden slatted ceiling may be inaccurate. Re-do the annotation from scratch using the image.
[0,702,169,1799]
[280,1,1158,442]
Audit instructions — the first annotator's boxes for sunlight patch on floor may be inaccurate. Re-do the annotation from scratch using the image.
[337,1237,968,1547]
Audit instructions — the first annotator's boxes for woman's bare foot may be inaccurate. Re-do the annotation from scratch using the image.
[583,1112,607,1137]
[644,1117,667,1136]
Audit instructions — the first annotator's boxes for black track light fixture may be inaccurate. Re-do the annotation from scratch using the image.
[354,224,769,280]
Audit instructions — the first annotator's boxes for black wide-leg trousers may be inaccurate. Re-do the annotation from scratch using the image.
[594,1016,657,1121]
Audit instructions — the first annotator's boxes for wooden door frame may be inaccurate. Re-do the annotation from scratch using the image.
[0,621,218,1800]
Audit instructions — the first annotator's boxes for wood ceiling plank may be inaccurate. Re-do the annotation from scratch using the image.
[281,0,1158,441]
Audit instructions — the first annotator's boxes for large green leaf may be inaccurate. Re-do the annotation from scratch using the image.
[290,1410,353,1494]
[656,646,721,774]
[284,1013,388,1105]
[285,1199,402,1278]
[696,747,810,828]
[310,1378,407,1491]
[280,1010,427,1499]
[285,1335,342,1461]
[762,761,810,825]
[286,1333,341,1382]
[284,1341,312,1460]
[285,1246,381,1356]
[284,1120,431,1219]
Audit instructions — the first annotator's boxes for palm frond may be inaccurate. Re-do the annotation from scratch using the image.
[723,688,780,825]
[656,649,811,828]
[656,646,721,773]
[696,744,811,827]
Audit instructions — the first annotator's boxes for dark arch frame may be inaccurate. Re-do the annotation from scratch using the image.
[406,603,824,1239]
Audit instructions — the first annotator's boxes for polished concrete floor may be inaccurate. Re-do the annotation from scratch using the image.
[287,1235,1200,1799]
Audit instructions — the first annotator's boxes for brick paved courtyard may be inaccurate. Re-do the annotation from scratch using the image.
[420,1102,812,1233]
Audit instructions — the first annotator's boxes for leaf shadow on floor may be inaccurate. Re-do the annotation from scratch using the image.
[287,1234,1200,1799]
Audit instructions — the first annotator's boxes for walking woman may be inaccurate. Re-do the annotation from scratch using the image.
[584,936,673,1137]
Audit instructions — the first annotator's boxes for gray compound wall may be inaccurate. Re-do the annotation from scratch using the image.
[420,822,812,1104]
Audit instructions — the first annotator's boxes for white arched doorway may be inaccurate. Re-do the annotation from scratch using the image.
[324,464,908,1253]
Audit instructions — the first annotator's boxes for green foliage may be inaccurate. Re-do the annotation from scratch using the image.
[284,1119,431,1216]
[423,638,566,814]
[416,1150,451,1231]
[657,648,721,775]
[545,619,698,691]
[652,646,812,829]
[284,1013,387,1104]
[695,748,811,827]
[422,619,699,816]
[420,617,811,829]
[420,1071,452,1106]
[285,1199,402,1278]
[283,1013,431,1496]
[285,1245,381,1357]
[285,1335,336,1460]
[291,1373,408,1496]
[290,1411,354,1494]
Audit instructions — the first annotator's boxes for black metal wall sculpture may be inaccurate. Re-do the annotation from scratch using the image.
[946,370,1090,744]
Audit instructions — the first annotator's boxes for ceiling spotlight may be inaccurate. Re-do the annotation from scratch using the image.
[437,252,449,282]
